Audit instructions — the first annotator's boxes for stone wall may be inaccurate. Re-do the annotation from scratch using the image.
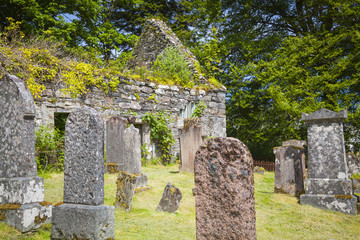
[34,76,226,158]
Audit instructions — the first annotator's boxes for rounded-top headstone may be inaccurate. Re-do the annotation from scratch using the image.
[0,74,37,178]
[194,137,257,240]
[63,107,105,205]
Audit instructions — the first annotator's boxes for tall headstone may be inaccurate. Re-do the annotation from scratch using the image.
[179,119,204,173]
[273,140,306,196]
[106,116,147,187]
[0,74,51,232]
[300,108,358,215]
[51,107,115,240]
[194,137,257,240]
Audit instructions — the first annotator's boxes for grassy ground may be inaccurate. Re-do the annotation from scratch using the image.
[0,165,359,239]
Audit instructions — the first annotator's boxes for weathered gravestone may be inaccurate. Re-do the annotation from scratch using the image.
[156,183,182,213]
[300,109,358,215]
[0,74,52,232]
[51,107,115,240]
[194,137,257,240]
[115,171,138,211]
[347,152,360,194]
[106,116,147,187]
[179,118,204,173]
[273,139,306,196]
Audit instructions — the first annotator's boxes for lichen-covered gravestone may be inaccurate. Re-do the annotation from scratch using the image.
[106,116,147,187]
[300,109,358,215]
[179,119,204,173]
[194,137,257,240]
[273,139,306,196]
[0,74,52,232]
[115,171,138,211]
[346,152,360,194]
[51,107,114,240]
[156,183,182,213]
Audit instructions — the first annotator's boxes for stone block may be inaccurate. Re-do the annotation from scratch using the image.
[304,179,353,195]
[156,183,182,213]
[300,194,358,215]
[0,177,44,204]
[194,137,256,240]
[63,107,104,205]
[51,203,114,240]
[2,202,52,233]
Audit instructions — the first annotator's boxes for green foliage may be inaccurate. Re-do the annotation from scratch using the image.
[35,125,65,173]
[351,173,360,180]
[191,101,207,118]
[141,111,175,165]
[152,46,193,87]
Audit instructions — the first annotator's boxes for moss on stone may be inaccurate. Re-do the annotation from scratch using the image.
[34,214,47,224]
[39,201,52,206]
[54,202,64,207]
[334,195,353,199]
[0,204,21,210]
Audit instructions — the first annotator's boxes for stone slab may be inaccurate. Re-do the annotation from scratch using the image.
[63,107,104,205]
[136,174,148,188]
[0,177,44,204]
[51,203,115,240]
[156,183,182,213]
[2,202,52,233]
[304,179,353,195]
[115,171,138,210]
[300,194,358,215]
[194,137,257,240]
[0,74,37,178]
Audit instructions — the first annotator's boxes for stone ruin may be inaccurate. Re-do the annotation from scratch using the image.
[179,118,204,172]
[106,116,147,188]
[0,74,52,232]
[273,139,306,196]
[300,108,359,215]
[51,107,115,239]
[194,137,257,240]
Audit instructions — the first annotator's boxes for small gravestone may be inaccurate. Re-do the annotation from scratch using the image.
[300,109,358,215]
[156,183,182,213]
[179,118,204,173]
[115,171,138,211]
[194,137,257,240]
[51,107,114,240]
[0,74,52,232]
[253,166,264,175]
[106,116,147,188]
[347,152,360,194]
[273,140,305,196]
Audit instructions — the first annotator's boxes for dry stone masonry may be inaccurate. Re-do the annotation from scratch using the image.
[194,137,257,240]
[0,74,51,233]
[156,183,182,213]
[179,118,204,172]
[51,107,114,240]
[300,108,359,215]
[273,139,306,196]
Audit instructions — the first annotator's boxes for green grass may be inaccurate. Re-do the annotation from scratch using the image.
[1,166,359,239]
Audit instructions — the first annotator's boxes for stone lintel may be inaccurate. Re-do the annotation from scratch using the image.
[305,179,353,195]
[51,203,115,240]
[0,177,44,204]
[301,108,347,123]
[2,202,52,233]
[300,194,358,215]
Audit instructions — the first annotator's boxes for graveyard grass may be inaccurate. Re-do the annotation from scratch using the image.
[1,166,359,240]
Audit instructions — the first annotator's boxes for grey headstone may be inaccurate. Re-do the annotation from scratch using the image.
[114,171,138,211]
[273,145,305,196]
[346,152,360,178]
[300,108,358,215]
[0,74,37,178]
[156,183,182,213]
[106,117,142,174]
[63,107,104,205]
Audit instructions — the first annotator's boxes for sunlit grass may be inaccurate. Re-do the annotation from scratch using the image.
[1,166,359,239]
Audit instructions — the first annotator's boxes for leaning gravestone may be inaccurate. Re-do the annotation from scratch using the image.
[300,108,358,215]
[51,107,114,239]
[115,171,138,211]
[179,118,204,173]
[273,140,306,196]
[156,183,182,213]
[194,137,257,240]
[0,74,52,232]
[106,116,147,187]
